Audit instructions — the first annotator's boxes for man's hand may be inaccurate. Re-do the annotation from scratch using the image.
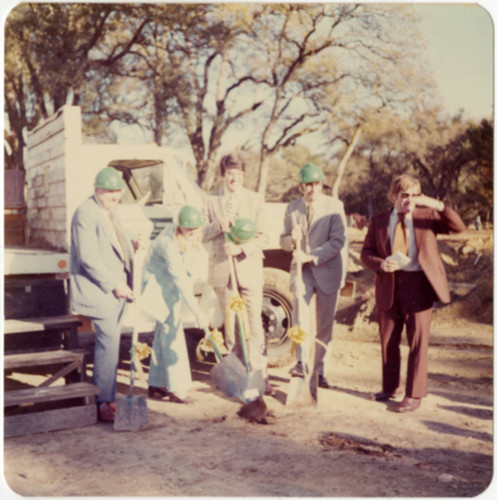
[220,216,235,233]
[380,259,401,273]
[415,194,444,211]
[195,311,209,330]
[132,233,148,252]
[113,283,134,300]
[291,225,304,246]
[293,249,313,264]
[224,241,243,256]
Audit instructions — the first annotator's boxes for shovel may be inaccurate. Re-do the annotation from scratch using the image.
[114,247,149,432]
[228,255,266,402]
[210,256,264,402]
[286,235,318,407]
[207,327,250,400]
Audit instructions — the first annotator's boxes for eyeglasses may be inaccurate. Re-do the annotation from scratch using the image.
[399,192,421,199]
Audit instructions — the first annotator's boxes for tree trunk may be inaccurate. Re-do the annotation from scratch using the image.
[256,147,268,196]
[332,125,361,198]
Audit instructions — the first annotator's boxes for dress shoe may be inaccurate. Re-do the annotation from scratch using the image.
[97,402,116,422]
[374,390,399,402]
[289,362,304,378]
[394,397,421,413]
[168,393,195,404]
[265,381,276,397]
[318,375,331,389]
[148,386,170,399]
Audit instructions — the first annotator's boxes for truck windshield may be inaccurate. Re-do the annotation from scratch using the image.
[119,163,164,205]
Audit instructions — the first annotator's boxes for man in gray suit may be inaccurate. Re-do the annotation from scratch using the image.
[70,167,135,422]
[280,163,347,388]
[203,153,274,396]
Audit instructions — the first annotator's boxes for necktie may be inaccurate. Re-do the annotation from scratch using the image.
[306,204,314,227]
[392,213,408,255]
[109,211,132,272]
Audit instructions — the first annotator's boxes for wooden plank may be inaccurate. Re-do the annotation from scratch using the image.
[4,382,100,407]
[38,359,81,388]
[3,349,84,370]
[4,315,82,335]
[4,404,97,438]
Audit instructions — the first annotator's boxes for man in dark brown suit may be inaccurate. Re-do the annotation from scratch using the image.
[361,174,466,412]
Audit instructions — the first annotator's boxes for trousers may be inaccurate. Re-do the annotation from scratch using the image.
[91,299,126,403]
[148,306,192,398]
[377,271,436,398]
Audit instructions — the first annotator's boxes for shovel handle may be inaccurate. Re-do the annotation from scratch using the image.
[292,231,310,373]
[204,329,223,362]
[130,246,147,390]
[228,254,240,296]
[236,313,251,372]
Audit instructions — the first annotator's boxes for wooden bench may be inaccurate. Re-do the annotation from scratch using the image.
[4,349,100,438]
[4,315,82,352]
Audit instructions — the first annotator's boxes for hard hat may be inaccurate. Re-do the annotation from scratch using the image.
[298,163,325,184]
[178,205,204,228]
[227,218,257,244]
[95,167,125,190]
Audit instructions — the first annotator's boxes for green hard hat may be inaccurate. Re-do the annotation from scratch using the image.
[95,167,125,190]
[227,218,257,244]
[178,205,204,228]
[298,163,325,184]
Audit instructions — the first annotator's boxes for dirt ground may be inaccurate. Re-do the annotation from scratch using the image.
[2,228,494,498]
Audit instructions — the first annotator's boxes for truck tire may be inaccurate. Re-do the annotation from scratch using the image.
[262,267,295,368]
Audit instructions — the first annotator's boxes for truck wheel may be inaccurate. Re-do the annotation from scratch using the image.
[262,267,295,368]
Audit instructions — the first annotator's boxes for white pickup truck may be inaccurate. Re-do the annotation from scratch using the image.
[4,106,294,365]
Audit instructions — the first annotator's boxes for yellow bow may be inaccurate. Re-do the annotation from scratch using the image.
[195,328,226,361]
[229,295,246,313]
[134,341,152,361]
[209,328,225,351]
[288,325,308,355]
[225,297,250,342]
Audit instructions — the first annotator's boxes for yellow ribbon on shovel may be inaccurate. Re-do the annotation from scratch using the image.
[196,328,226,362]
[131,341,156,380]
[288,325,327,356]
[225,295,250,342]
[229,295,246,313]
[288,325,308,355]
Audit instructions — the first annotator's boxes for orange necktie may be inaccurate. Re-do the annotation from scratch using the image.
[392,213,408,255]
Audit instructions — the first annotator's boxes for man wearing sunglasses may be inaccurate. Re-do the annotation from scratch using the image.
[361,174,466,412]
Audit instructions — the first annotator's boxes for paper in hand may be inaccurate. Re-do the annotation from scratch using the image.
[386,251,411,269]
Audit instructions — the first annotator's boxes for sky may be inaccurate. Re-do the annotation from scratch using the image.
[415,2,494,121]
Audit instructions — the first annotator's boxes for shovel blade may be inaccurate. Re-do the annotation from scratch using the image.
[210,352,247,399]
[114,394,149,432]
[211,353,265,403]
[243,369,265,402]
[286,373,318,407]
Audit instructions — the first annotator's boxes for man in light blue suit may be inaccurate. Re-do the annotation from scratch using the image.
[143,206,209,404]
[70,167,135,422]
[280,163,347,389]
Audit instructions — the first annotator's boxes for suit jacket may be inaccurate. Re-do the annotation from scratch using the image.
[70,195,133,319]
[280,194,347,294]
[361,205,466,310]
[202,187,266,289]
[141,224,200,324]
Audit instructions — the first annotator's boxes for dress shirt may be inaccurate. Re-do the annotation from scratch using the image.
[389,210,422,271]
[224,188,240,218]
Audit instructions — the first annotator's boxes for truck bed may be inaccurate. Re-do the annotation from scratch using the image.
[4,247,70,276]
